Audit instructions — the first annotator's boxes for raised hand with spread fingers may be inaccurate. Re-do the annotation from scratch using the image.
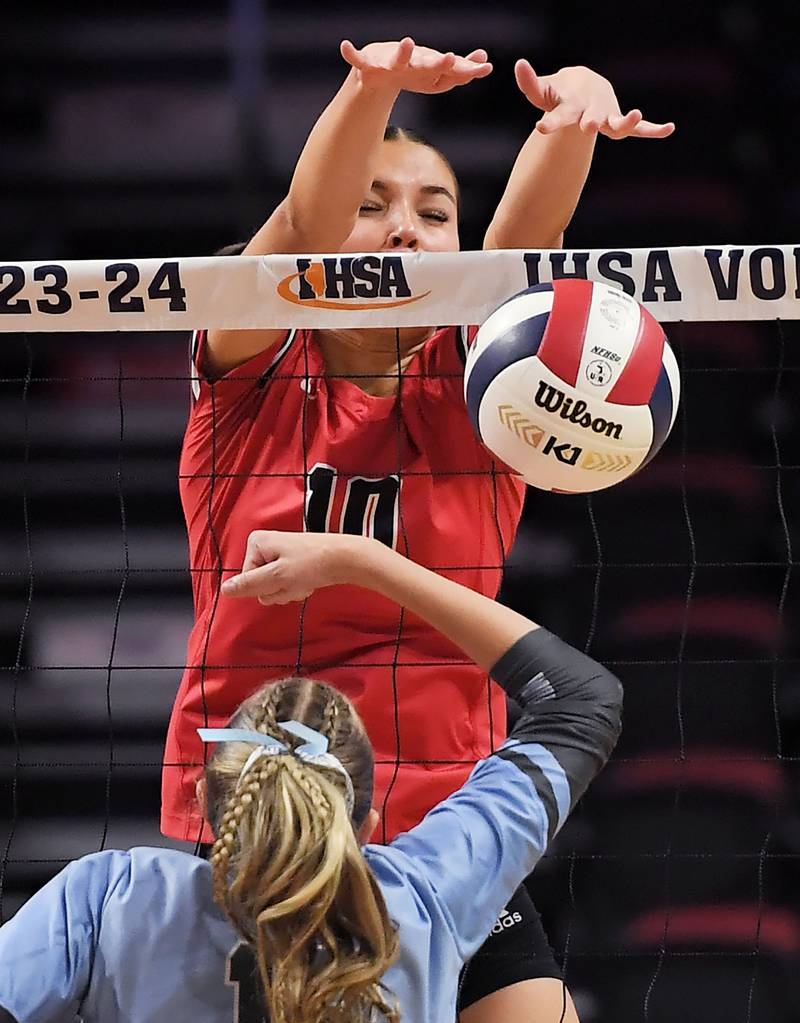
[514,59,675,139]
[484,59,675,250]
[340,37,492,94]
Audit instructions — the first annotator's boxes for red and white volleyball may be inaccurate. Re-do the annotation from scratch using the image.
[465,279,680,493]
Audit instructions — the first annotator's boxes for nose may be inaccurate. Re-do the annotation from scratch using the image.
[387,231,418,250]
[384,205,419,250]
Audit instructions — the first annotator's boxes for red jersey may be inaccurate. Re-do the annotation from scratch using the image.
[162,326,525,842]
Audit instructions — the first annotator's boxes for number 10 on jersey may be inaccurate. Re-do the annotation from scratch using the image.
[305,464,400,549]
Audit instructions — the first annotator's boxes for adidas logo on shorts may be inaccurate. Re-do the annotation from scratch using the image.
[491,908,523,935]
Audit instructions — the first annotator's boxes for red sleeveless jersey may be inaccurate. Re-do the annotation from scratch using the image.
[162,326,526,842]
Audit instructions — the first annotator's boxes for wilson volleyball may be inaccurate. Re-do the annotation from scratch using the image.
[464,279,679,493]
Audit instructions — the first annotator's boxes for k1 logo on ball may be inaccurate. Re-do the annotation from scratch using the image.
[542,434,581,466]
[464,278,680,493]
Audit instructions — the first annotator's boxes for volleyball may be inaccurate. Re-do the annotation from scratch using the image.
[464,279,680,493]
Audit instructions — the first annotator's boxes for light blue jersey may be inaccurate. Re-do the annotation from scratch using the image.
[0,747,559,1023]
[0,628,622,1023]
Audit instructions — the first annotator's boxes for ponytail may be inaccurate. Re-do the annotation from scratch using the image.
[206,678,399,1022]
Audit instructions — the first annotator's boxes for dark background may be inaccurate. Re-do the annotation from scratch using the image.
[1,3,798,1021]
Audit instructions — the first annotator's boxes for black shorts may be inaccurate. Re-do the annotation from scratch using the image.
[457,883,562,1011]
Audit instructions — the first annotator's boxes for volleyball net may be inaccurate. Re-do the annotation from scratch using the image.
[1,245,797,331]
[0,246,798,1020]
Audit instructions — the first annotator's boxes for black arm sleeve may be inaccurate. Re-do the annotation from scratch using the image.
[490,628,623,821]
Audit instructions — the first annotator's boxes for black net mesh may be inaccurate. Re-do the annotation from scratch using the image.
[1,314,799,1022]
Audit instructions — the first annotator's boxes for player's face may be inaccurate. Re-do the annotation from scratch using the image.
[341,139,460,254]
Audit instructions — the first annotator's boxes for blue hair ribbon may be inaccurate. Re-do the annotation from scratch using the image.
[198,719,355,813]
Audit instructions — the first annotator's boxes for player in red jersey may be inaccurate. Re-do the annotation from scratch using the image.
[173,320,521,843]
[164,38,673,1022]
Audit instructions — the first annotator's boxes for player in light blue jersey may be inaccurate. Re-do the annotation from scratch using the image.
[0,529,622,1023]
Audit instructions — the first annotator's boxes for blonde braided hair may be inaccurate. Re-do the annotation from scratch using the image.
[321,689,342,744]
[205,677,399,1023]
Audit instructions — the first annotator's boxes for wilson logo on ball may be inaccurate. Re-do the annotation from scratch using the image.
[533,381,622,439]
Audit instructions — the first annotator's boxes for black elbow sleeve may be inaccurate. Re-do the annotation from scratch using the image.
[492,629,624,794]
[492,628,621,712]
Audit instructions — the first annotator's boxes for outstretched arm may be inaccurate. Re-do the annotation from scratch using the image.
[223,528,621,797]
[207,39,491,376]
[222,530,536,671]
[248,39,490,257]
[484,60,674,251]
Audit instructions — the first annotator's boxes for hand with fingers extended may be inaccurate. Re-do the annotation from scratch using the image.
[341,37,492,95]
[515,59,675,140]
[221,530,370,606]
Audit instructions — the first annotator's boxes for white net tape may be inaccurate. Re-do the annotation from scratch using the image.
[1,245,798,332]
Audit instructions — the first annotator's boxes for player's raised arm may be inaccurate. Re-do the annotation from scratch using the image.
[206,38,492,377]
[222,530,534,668]
[223,529,622,795]
[483,60,675,251]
